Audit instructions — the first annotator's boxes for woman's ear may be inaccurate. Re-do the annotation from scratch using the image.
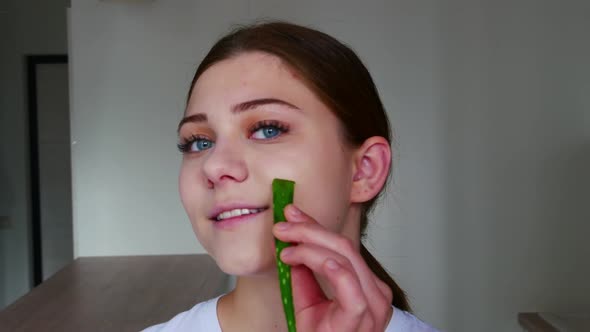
[350,136,392,203]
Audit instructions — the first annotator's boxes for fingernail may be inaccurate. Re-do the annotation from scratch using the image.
[287,205,301,216]
[281,247,294,257]
[325,259,340,271]
[275,222,290,231]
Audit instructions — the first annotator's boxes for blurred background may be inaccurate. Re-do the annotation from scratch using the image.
[0,0,588,331]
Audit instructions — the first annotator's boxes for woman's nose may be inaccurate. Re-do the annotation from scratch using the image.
[202,140,248,187]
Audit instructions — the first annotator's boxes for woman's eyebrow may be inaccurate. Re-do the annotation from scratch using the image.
[232,98,300,113]
[177,98,300,133]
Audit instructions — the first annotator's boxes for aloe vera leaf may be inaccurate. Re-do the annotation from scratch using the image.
[272,178,297,332]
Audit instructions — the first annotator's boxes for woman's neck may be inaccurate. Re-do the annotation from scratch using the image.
[217,272,290,332]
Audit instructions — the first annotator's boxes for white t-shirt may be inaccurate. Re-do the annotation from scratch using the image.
[142,294,439,332]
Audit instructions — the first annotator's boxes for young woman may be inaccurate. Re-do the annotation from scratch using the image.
[143,21,439,332]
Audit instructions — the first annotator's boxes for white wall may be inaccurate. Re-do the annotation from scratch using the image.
[440,1,590,330]
[69,0,254,256]
[0,0,70,309]
[70,1,590,331]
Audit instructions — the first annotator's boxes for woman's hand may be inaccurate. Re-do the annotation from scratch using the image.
[272,204,394,332]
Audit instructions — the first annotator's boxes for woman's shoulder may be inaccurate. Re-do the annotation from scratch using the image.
[140,294,223,332]
[386,307,441,332]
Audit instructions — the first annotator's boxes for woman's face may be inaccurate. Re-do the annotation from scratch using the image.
[178,51,356,276]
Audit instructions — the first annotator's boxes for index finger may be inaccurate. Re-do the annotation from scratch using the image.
[279,204,391,311]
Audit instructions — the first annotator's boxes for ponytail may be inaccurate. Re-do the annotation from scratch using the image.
[360,243,411,312]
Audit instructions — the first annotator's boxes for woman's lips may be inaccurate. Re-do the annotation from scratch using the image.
[213,208,269,229]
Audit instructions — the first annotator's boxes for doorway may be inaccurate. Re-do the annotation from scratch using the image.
[26,55,73,286]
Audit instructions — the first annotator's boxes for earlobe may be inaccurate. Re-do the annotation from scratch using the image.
[350,136,391,203]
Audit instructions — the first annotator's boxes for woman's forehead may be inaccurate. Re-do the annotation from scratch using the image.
[186,52,311,114]
[199,52,293,86]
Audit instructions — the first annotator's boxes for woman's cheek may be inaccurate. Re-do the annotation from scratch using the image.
[299,157,353,231]
[178,162,202,215]
[251,146,300,177]
[178,163,192,197]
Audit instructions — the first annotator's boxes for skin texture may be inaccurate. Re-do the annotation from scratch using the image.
[178,51,393,332]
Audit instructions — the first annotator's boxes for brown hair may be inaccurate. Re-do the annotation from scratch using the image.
[187,21,411,312]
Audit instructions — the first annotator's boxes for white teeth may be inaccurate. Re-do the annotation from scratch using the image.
[215,208,264,221]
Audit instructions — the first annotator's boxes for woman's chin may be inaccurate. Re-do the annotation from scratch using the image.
[216,254,277,277]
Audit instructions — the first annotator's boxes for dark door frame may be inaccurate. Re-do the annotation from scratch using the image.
[25,54,68,286]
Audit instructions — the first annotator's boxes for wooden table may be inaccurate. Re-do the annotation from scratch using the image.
[0,255,229,332]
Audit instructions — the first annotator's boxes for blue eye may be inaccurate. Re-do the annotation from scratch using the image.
[250,120,289,140]
[252,126,280,139]
[177,135,214,153]
[178,120,289,154]
[191,138,214,151]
